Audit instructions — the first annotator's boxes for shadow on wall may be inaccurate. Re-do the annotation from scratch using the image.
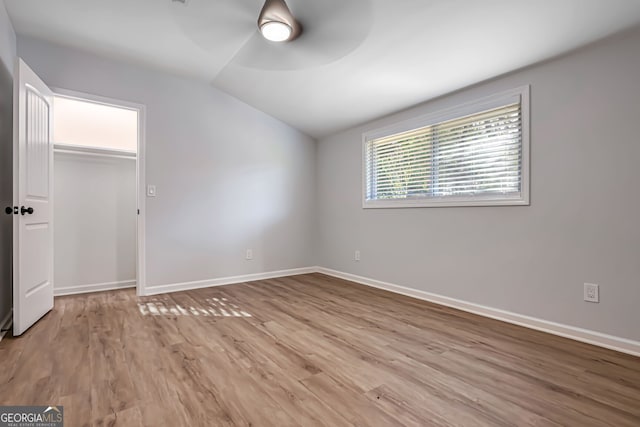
[0,61,13,325]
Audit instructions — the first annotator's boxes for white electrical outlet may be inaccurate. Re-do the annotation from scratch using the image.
[354,250,361,262]
[246,249,253,260]
[584,283,599,303]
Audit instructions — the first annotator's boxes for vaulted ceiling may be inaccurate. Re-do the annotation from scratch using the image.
[6,0,640,138]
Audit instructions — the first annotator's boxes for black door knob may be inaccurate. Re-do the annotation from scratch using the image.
[4,207,12,215]
[20,206,34,215]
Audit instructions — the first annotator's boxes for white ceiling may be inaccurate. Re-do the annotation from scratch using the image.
[5,0,640,138]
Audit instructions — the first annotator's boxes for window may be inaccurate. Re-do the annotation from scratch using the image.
[363,86,529,208]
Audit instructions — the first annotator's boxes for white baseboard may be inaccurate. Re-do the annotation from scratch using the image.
[0,309,12,343]
[315,267,640,358]
[54,279,137,296]
[143,267,317,296]
[132,264,640,357]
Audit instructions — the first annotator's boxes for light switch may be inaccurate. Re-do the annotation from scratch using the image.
[147,185,157,197]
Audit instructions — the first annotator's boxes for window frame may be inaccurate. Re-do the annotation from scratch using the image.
[362,86,530,209]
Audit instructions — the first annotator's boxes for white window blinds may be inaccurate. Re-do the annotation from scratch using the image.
[364,89,528,207]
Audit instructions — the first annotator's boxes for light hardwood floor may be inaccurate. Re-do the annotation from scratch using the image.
[1,273,639,426]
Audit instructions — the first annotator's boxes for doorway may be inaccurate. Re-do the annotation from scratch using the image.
[51,89,145,296]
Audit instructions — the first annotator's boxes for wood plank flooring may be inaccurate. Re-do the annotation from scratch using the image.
[1,273,639,426]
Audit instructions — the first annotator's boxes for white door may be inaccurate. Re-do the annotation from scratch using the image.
[12,58,54,336]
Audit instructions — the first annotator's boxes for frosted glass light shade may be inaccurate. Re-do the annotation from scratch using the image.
[260,21,293,42]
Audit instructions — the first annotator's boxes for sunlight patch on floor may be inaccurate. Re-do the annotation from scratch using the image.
[138,296,252,317]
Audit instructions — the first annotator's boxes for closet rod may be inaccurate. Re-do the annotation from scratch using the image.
[54,149,136,161]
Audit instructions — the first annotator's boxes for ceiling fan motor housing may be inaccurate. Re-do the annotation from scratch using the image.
[258,0,301,41]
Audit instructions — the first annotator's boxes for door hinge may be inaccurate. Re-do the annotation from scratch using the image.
[137,209,140,215]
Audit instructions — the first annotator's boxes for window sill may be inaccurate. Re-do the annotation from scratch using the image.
[362,195,529,209]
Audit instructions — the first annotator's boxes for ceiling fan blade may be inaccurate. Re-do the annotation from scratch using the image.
[172,0,261,52]
[231,0,373,70]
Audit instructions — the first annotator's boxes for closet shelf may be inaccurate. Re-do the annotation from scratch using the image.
[54,143,137,160]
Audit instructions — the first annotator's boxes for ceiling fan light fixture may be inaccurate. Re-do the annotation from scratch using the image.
[258,0,301,42]
[260,21,293,42]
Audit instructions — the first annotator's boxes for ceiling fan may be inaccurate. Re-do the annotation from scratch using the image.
[257,0,301,42]
[172,0,373,71]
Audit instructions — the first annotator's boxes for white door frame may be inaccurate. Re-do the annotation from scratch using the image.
[51,88,147,295]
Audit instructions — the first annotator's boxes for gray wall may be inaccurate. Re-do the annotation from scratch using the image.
[18,36,316,289]
[0,1,16,326]
[316,27,640,342]
[54,153,136,293]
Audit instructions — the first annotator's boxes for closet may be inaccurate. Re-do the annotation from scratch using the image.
[52,93,139,295]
